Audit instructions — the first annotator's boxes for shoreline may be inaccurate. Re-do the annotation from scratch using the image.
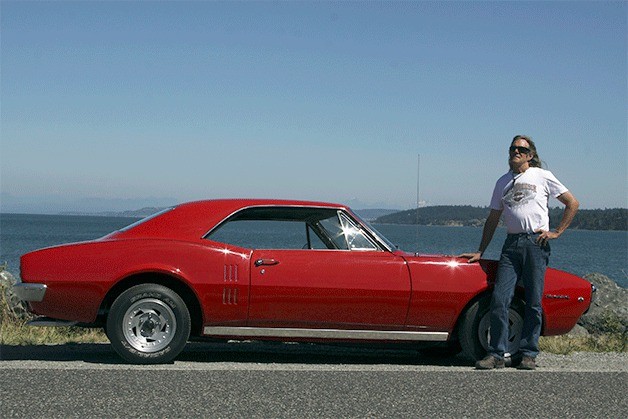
[3,211,627,231]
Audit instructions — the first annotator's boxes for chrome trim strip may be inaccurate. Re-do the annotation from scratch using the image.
[12,283,47,302]
[203,326,448,342]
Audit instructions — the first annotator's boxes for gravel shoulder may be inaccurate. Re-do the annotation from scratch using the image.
[1,341,626,372]
[2,343,626,418]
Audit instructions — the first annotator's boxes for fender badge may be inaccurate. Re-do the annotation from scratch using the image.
[544,294,570,300]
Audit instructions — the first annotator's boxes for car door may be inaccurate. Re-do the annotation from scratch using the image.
[206,205,412,330]
[248,249,411,330]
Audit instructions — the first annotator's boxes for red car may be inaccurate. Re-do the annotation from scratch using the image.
[14,199,594,364]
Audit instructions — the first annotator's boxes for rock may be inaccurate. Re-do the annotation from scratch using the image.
[0,263,31,321]
[579,273,628,335]
[0,263,16,284]
[566,324,590,337]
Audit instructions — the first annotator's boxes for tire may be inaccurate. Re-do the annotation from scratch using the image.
[106,284,191,364]
[458,296,524,362]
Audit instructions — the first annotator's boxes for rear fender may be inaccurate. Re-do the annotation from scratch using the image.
[99,271,204,336]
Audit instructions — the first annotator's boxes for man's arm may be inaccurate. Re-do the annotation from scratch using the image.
[459,209,502,263]
[536,191,579,244]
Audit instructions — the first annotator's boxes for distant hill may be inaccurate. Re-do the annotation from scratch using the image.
[375,206,488,227]
[61,207,166,218]
[113,207,167,218]
[354,208,400,222]
[66,207,400,220]
[375,206,628,231]
[61,205,627,231]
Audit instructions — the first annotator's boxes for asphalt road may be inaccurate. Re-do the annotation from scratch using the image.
[1,342,626,418]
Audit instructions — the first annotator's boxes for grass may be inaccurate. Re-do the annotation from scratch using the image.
[1,320,108,345]
[0,280,108,345]
[539,334,626,354]
[540,312,627,354]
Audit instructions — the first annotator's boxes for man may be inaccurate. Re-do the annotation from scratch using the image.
[460,135,579,370]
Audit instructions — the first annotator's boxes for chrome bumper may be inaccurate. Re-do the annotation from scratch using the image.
[12,282,47,302]
[583,284,597,314]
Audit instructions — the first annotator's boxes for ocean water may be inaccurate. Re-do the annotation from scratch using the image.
[375,224,627,288]
[1,213,626,288]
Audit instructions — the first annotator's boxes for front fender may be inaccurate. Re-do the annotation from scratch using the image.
[404,256,495,332]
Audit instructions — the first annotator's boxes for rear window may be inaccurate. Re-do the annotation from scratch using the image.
[117,208,174,232]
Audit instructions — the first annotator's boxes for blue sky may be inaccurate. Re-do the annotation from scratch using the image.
[1,1,626,213]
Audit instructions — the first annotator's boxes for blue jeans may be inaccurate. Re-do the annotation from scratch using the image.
[488,233,550,359]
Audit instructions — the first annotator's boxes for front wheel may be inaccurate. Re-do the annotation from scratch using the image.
[106,284,191,364]
[458,296,524,363]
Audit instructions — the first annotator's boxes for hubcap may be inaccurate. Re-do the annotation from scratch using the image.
[123,298,177,353]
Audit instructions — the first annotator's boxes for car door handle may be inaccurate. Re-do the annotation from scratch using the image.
[254,258,279,267]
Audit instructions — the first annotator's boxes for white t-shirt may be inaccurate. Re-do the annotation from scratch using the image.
[490,167,569,234]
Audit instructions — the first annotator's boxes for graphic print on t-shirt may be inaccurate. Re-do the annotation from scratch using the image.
[504,183,537,208]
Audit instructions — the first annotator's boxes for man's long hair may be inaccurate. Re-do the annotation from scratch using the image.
[512,134,543,168]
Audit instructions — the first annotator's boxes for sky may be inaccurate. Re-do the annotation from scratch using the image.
[1,1,626,213]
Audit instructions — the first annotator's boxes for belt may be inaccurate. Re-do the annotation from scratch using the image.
[507,232,538,237]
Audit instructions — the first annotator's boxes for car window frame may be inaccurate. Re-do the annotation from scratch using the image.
[203,205,388,252]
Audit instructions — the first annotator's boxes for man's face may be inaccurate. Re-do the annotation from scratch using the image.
[509,139,533,166]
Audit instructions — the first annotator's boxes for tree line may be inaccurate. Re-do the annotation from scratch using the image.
[374,206,627,231]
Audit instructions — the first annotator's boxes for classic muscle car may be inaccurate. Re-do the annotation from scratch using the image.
[14,199,594,364]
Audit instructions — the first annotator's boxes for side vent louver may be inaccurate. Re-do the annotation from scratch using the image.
[223,264,239,305]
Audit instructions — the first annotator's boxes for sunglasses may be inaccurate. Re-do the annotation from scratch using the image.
[509,145,531,155]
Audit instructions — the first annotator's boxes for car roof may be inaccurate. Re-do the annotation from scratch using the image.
[112,199,348,240]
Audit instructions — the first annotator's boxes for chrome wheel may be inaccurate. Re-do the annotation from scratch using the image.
[123,298,177,353]
[107,284,191,364]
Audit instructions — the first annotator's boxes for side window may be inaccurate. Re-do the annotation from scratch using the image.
[205,207,380,251]
[318,214,349,250]
[306,225,329,250]
[339,213,378,251]
[316,212,378,251]
[208,220,307,249]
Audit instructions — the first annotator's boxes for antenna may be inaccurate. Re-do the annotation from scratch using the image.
[416,153,420,253]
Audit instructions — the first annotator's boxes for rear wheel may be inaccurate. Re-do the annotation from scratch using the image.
[458,296,524,363]
[106,284,191,364]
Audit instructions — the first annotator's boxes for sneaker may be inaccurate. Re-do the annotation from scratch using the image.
[517,356,537,370]
[475,355,505,370]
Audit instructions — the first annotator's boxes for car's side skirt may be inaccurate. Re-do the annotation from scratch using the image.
[203,326,449,342]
